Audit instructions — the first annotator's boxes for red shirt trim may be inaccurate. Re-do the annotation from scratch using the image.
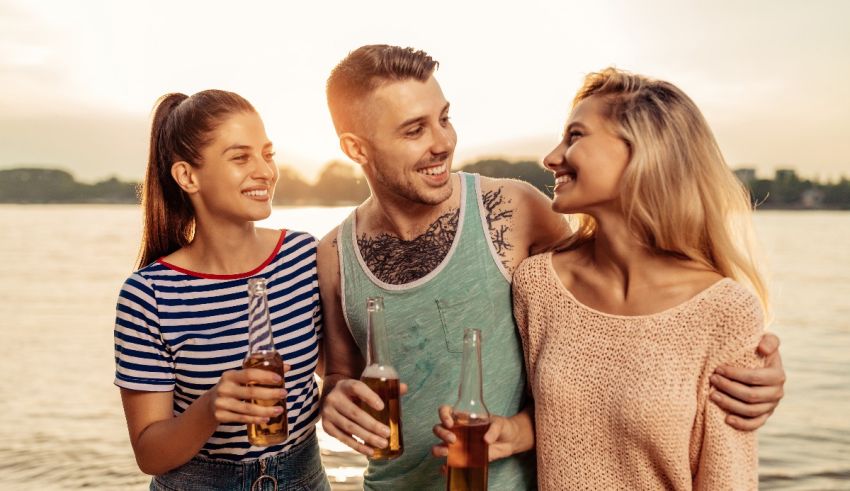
[157,230,287,280]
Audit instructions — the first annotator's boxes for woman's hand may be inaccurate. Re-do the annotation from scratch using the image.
[207,365,290,425]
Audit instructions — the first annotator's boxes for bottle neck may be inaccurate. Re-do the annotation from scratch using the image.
[454,329,488,418]
[366,297,391,367]
[247,278,275,353]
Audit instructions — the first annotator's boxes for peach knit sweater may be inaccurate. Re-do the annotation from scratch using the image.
[512,253,763,490]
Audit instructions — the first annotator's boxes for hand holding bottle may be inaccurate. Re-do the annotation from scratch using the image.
[431,405,523,462]
[206,366,290,425]
[322,297,407,458]
[321,377,409,456]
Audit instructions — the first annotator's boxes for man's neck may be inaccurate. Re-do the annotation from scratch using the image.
[359,173,460,240]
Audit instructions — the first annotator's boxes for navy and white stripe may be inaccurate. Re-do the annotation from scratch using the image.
[114,230,322,461]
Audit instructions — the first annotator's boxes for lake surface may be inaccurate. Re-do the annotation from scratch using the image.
[0,205,847,490]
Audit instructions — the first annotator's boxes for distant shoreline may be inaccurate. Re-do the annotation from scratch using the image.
[2,164,849,210]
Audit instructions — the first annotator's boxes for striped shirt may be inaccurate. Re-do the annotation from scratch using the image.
[113,230,322,461]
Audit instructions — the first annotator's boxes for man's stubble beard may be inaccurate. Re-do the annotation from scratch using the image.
[369,152,453,207]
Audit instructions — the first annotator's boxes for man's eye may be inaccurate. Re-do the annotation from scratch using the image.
[440,116,451,125]
[264,151,276,161]
[233,154,249,161]
[406,127,424,137]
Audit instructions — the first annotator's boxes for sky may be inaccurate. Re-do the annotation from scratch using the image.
[1,0,849,183]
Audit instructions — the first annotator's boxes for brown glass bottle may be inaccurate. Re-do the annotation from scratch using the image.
[359,297,403,460]
[243,277,288,446]
[446,329,490,491]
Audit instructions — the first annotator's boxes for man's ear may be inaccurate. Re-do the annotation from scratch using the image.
[339,132,370,167]
[171,161,199,194]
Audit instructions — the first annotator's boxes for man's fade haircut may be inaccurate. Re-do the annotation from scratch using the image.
[326,45,439,135]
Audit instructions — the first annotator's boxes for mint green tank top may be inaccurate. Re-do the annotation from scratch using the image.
[337,172,536,490]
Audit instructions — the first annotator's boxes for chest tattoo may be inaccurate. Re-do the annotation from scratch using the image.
[357,209,459,285]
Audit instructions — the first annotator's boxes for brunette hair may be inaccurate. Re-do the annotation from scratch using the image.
[137,90,255,268]
[326,44,438,134]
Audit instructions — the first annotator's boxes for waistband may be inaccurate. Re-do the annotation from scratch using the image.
[151,430,327,491]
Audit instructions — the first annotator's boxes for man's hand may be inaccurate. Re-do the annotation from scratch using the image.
[710,332,786,431]
[431,404,532,462]
[321,378,408,456]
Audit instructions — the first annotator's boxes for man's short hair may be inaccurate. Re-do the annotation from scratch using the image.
[326,45,439,134]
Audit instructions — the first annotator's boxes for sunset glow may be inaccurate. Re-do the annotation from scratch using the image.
[2,0,848,182]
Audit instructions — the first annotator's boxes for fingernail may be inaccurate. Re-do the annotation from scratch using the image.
[715,367,726,376]
[382,426,391,438]
[710,392,721,402]
[709,375,719,384]
[274,406,284,415]
[279,389,288,398]
[272,374,283,383]
[377,439,388,448]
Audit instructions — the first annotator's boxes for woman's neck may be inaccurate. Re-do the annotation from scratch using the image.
[586,212,658,292]
[181,219,271,275]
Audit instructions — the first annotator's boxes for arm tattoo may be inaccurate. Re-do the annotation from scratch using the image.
[357,209,459,285]
[482,187,514,272]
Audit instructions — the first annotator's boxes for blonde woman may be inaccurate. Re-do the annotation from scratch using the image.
[515,68,769,489]
[461,69,768,489]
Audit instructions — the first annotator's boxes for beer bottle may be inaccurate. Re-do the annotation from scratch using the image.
[447,328,490,491]
[243,277,288,446]
[359,296,404,459]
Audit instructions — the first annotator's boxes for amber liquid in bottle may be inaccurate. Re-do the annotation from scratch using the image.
[446,415,490,491]
[244,350,288,446]
[360,366,403,459]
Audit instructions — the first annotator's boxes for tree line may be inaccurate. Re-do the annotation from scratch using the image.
[1,162,849,209]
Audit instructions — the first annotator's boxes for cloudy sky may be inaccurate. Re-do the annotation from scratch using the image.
[1,0,848,182]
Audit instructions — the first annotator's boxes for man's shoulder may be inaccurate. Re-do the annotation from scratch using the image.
[316,223,344,278]
[476,174,539,198]
[318,225,341,251]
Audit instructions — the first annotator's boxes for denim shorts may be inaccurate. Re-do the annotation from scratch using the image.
[150,431,331,491]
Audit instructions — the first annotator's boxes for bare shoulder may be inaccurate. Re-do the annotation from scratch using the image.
[478,175,542,202]
[476,176,570,276]
[476,176,524,275]
[477,176,557,226]
[316,225,342,290]
[317,225,340,256]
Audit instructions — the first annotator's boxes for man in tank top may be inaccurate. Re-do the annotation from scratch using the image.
[316,45,787,490]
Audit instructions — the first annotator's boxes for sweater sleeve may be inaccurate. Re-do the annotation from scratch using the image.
[113,273,175,391]
[692,285,764,490]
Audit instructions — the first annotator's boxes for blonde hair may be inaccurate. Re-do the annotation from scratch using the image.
[561,67,769,313]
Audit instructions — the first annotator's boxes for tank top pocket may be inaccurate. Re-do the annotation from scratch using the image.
[436,293,495,353]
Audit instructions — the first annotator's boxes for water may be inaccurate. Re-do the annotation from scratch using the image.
[0,205,847,490]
